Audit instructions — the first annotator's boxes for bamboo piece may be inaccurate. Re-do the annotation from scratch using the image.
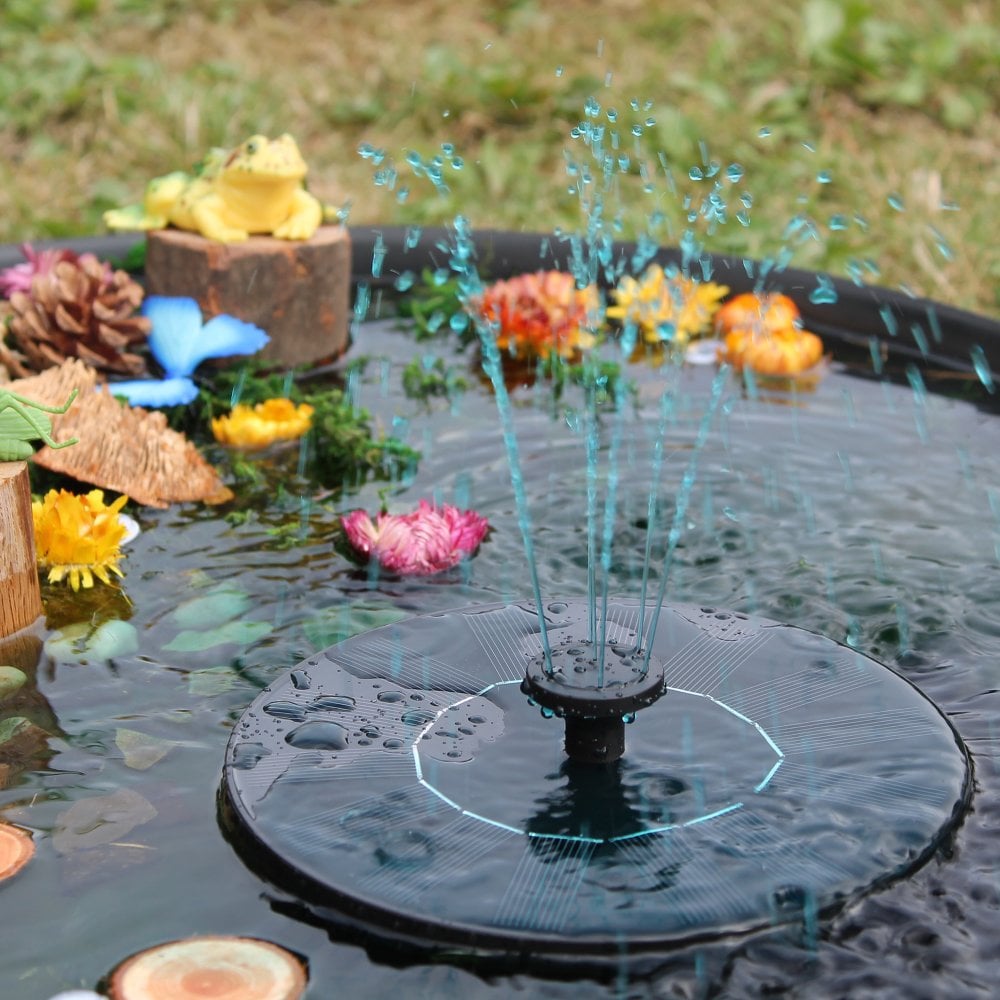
[108,936,307,1000]
[0,462,43,637]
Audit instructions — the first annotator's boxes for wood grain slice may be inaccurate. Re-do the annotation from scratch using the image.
[0,822,34,882]
[108,935,306,1000]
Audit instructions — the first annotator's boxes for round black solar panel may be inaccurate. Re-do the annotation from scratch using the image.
[222,600,970,960]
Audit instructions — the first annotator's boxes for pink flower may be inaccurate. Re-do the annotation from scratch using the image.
[0,243,113,298]
[342,501,489,576]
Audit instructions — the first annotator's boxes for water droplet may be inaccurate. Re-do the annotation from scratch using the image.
[555,64,564,77]
[401,709,437,726]
[622,712,636,724]
[311,695,355,712]
[232,742,271,770]
[383,738,405,749]
[263,700,308,722]
[809,275,838,305]
[286,720,349,750]
[394,271,415,292]
[887,192,905,212]
[829,214,848,231]
[688,166,703,181]
[726,163,744,183]
[376,829,434,868]
[449,311,470,333]
[290,669,311,690]
[540,706,555,719]
[377,690,405,703]
[757,126,771,138]
[773,884,808,909]
[606,108,618,122]
[816,170,832,184]
[970,345,995,393]
[631,124,644,137]
[584,96,600,117]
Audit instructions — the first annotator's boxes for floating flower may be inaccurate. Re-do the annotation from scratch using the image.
[111,296,269,407]
[342,500,489,576]
[0,243,112,299]
[607,266,729,346]
[211,397,314,449]
[714,291,801,340]
[32,489,128,590]
[715,292,825,377]
[474,271,598,359]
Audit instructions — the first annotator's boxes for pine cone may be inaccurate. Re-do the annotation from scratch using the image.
[4,257,150,376]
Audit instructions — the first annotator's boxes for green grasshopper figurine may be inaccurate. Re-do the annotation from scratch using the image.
[0,388,79,461]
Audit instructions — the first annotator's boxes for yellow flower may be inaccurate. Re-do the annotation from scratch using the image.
[32,489,128,591]
[607,266,729,346]
[211,398,314,449]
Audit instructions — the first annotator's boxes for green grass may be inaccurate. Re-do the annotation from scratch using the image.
[0,0,996,315]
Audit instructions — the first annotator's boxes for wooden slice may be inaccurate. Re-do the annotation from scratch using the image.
[0,462,43,636]
[0,821,34,882]
[108,936,306,1000]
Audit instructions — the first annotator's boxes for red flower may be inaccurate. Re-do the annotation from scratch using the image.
[474,271,598,359]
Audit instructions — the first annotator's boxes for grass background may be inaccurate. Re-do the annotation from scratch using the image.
[0,0,996,316]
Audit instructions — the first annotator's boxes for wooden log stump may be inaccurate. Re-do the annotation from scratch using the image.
[0,462,43,638]
[145,225,351,367]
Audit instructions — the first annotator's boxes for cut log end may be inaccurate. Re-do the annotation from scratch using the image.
[108,935,307,1000]
[0,461,43,636]
[0,822,35,883]
[146,226,351,368]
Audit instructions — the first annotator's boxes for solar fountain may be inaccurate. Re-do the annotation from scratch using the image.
[220,217,975,968]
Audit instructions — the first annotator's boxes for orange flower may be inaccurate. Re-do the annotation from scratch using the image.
[715,292,825,377]
[474,271,598,360]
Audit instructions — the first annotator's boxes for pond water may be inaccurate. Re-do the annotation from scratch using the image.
[2,315,1000,998]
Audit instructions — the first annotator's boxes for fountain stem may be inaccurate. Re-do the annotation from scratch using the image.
[521,638,666,763]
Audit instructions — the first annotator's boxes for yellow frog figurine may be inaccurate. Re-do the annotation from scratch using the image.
[104,134,324,243]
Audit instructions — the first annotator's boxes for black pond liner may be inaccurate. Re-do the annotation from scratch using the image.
[6,228,997,379]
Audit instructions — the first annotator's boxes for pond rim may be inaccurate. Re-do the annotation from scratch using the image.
[2,229,997,381]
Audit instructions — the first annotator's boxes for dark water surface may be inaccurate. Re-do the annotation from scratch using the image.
[2,319,999,998]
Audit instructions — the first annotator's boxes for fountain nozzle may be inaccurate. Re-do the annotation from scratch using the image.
[521,638,667,763]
